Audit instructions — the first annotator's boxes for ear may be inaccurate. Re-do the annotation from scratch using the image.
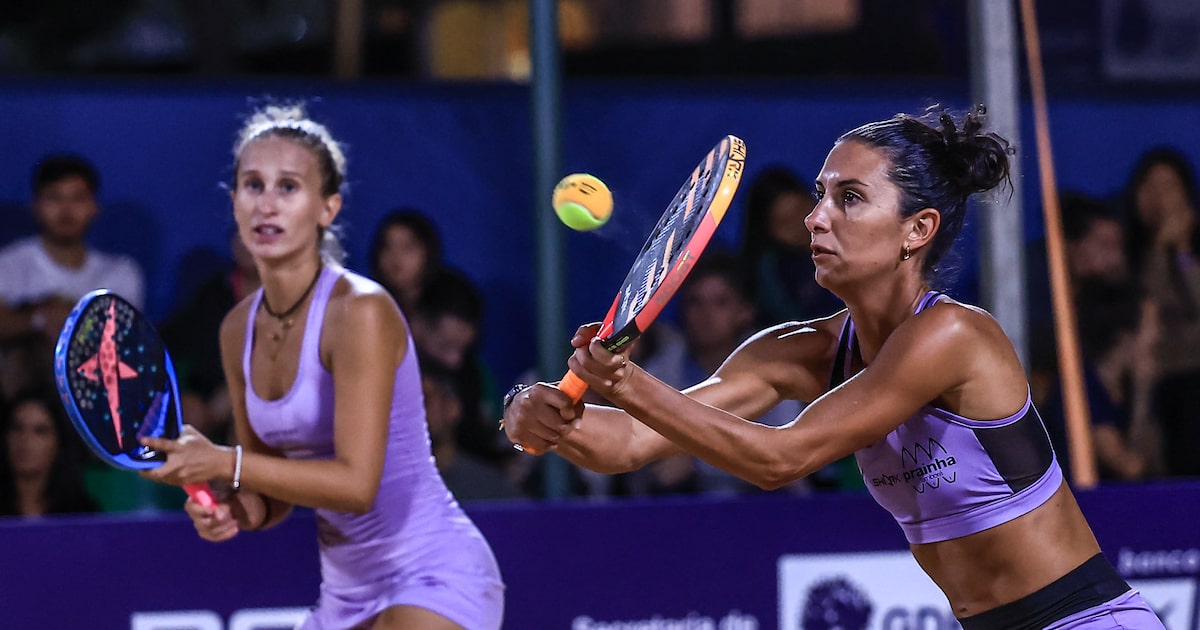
[906,207,941,253]
[320,193,343,229]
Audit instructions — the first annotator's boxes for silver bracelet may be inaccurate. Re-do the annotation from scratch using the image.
[232,444,244,492]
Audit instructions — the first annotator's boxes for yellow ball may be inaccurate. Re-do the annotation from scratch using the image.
[552,173,613,231]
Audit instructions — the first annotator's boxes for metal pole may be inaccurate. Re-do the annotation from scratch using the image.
[529,0,570,499]
[968,0,1027,369]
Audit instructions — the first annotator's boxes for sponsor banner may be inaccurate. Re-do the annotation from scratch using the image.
[1127,579,1197,630]
[778,551,960,630]
[4,483,1200,628]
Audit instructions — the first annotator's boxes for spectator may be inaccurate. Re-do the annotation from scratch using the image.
[1028,193,1137,405]
[368,208,443,315]
[0,389,99,517]
[1042,278,1163,482]
[160,231,261,445]
[738,165,842,328]
[0,154,146,399]
[410,267,505,465]
[1122,146,1200,477]
[639,252,813,495]
[422,354,525,502]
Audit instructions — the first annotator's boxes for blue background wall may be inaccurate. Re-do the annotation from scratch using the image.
[1,78,1197,387]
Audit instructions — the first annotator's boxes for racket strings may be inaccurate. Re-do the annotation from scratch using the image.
[622,158,724,314]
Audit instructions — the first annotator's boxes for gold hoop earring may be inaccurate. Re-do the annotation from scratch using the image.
[901,244,912,261]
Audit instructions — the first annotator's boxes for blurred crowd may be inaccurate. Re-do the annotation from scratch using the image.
[2,142,1199,520]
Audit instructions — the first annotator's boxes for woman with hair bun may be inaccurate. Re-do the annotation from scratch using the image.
[504,106,1163,628]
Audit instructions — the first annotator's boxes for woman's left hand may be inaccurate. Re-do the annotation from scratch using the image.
[566,332,635,400]
[139,425,232,487]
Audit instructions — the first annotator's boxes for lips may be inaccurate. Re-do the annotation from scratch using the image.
[810,244,834,256]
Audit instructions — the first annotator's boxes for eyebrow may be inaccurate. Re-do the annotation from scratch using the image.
[815,178,871,189]
[239,168,306,178]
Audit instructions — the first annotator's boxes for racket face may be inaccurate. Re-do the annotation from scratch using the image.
[599,134,747,351]
[53,290,183,471]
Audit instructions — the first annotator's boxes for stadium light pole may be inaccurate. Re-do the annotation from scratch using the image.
[968,0,1027,369]
[530,0,571,499]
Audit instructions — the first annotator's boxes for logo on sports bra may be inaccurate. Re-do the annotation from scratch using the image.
[871,438,959,491]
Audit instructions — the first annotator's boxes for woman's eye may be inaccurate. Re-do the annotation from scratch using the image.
[243,180,263,192]
[279,181,297,193]
[843,190,861,203]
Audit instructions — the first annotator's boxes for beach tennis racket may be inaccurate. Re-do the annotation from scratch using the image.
[559,134,747,402]
[53,290,217,508]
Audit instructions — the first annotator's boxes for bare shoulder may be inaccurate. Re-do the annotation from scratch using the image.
[324,269,403,331]
[726,310,848,401]
[909,298,1010,347]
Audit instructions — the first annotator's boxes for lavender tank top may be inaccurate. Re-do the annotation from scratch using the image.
[242,266,485,589]
[835,291,1063,544]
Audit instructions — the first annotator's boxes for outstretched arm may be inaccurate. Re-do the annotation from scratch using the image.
[503,321,830,474]
[571,305,1026,489]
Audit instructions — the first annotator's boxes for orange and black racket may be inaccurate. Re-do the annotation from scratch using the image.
[559,134,747,401]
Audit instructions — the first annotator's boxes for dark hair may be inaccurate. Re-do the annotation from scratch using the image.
[416,267,484,327]
[1124,145,1200,272]
[231,103,348,264]
[683,250,755,306]
[739,165,813,255]
[1060,192,1118,244]
[32,154,100,196]
[418,351,461,399]
[368,208,444,283]
[1074,277,1142,362]
[838,104,1013,282]
[0,389,97,516]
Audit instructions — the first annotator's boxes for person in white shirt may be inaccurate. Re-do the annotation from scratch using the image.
[0,154,146,399]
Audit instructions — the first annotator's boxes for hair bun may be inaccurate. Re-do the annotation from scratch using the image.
[934,105,1012,196]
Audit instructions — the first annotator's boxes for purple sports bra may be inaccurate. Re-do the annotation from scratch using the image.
[833,291,1064,544]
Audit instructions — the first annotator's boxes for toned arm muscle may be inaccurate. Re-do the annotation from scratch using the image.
[221,284,399,514]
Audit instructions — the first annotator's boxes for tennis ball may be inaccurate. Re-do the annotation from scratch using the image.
[552,173,613,231]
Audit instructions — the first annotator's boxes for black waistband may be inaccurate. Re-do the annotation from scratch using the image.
[958,554,1130,630]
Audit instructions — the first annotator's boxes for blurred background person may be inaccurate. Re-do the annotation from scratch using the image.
[368,208,444,316]
[1122,146,1200,478]
[637,252,816,495]
[0,389,98,517]
[411,266,506,467]
[0,154,146,399]
[161,231,261,446]
[737,165,843,329]
[422,354,526,503]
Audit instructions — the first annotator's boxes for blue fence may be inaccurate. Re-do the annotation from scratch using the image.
[2,79,1199,387]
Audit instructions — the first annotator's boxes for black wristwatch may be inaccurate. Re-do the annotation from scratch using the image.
[502,383,532,414]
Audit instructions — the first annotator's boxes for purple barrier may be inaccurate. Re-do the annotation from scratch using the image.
[1,482,1197,629]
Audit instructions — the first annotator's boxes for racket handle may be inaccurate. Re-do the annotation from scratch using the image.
[185,483,217,509]
[559,370,588,403]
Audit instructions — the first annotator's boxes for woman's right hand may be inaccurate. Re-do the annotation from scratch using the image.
[502,382,584,456]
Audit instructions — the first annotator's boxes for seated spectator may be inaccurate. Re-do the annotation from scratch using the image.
[638,252,815,495]
[160,231,260,445]
[0,389,99,517]
[737,165,843,328]
[368,208,443,316]
[411,267,505,465]
[421,354,525,502]
[1042,278,1163,482]
[1028,192,1135,406]
[0,154,146,399]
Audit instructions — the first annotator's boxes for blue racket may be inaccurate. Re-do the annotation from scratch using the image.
[53,290,216,507]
